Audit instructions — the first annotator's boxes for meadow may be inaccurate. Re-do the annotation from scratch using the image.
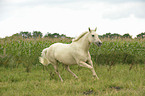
[0,37,145,96]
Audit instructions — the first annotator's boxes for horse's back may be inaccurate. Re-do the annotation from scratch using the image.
[48,43,76,65]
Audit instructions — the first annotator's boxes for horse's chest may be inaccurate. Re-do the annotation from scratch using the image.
[80,54,88,62]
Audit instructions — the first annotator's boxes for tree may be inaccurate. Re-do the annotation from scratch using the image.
[44,32,68,38]
[20,31,32,38]
[102,33,111,38]
[32,31,42,38]
[111,33,121,38]
[52,33,60,38]
[60,34,66,38]
[44,33,60,38]
[137,32,145,39]
[123,33,132,38]
[44,32,55,38]
[12,33,21,37]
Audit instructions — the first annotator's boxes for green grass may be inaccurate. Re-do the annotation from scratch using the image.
[0,64,144,96]
[0,37,145,95]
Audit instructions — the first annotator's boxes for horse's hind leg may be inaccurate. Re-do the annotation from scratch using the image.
[53,64,63,82]
[65,65,78,79]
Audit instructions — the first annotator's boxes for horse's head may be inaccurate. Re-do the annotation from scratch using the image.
[88,27,102,47]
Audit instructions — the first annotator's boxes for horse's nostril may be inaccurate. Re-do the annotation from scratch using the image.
[96,42,102,47]
[99,42,102,45]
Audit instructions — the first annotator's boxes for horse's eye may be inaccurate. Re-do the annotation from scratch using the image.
[92,35,94,37]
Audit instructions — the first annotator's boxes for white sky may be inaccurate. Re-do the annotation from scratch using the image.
[0,0,145,38]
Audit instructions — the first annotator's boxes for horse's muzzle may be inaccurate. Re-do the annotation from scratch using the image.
[96,41,102,47]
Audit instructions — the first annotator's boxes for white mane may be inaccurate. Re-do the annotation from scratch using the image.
[72,32,88,42]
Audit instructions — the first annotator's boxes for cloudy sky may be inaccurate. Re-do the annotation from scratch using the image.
[0,0,145,38]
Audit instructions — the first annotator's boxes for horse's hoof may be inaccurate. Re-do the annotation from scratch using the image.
[75,77,78,79]
[61,79,64,82]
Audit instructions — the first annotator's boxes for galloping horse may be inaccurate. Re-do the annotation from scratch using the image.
[39,27,102,82]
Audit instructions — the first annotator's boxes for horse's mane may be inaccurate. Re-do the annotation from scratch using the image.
[72,31,88,42]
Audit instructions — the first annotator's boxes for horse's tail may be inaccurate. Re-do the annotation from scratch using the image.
[39,48,50,66]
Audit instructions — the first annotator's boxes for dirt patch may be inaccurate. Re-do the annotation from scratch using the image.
[109,86,122,91]
[83,89,94,95]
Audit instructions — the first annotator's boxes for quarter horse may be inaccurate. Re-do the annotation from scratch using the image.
[39,27,102,82]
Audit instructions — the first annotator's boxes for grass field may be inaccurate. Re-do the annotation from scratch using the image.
[0,37,145,96]
[0,64,144,96]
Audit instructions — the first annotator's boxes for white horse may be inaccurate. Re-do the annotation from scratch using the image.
[39,27,102,82]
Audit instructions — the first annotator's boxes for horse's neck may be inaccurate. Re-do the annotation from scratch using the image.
[76,33,90,52]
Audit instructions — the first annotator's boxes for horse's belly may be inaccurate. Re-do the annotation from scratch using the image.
[54,44,76,65]
[60,56,76,65]
[55,53,76,65]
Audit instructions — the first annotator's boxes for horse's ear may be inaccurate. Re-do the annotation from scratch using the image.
[88,27,91,32]
[95,27,97,31]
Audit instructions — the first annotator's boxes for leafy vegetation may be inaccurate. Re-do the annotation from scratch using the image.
[0,37,145,71]
[0,33,144,96]
[9,31,145,39]
[12,31,70,39]
[99,32,145,39]
[90,39,145,67]
[137,32,145,39]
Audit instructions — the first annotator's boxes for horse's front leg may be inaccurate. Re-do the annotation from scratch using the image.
[79,61,99,79]
[88,60,99,79]
[87,52,93,67]
[87,52,99,79]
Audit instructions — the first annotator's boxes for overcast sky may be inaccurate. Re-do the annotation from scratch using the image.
[0,0,145,38]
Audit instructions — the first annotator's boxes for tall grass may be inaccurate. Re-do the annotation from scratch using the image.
[0,37,145,70]
[0,37,71,71]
